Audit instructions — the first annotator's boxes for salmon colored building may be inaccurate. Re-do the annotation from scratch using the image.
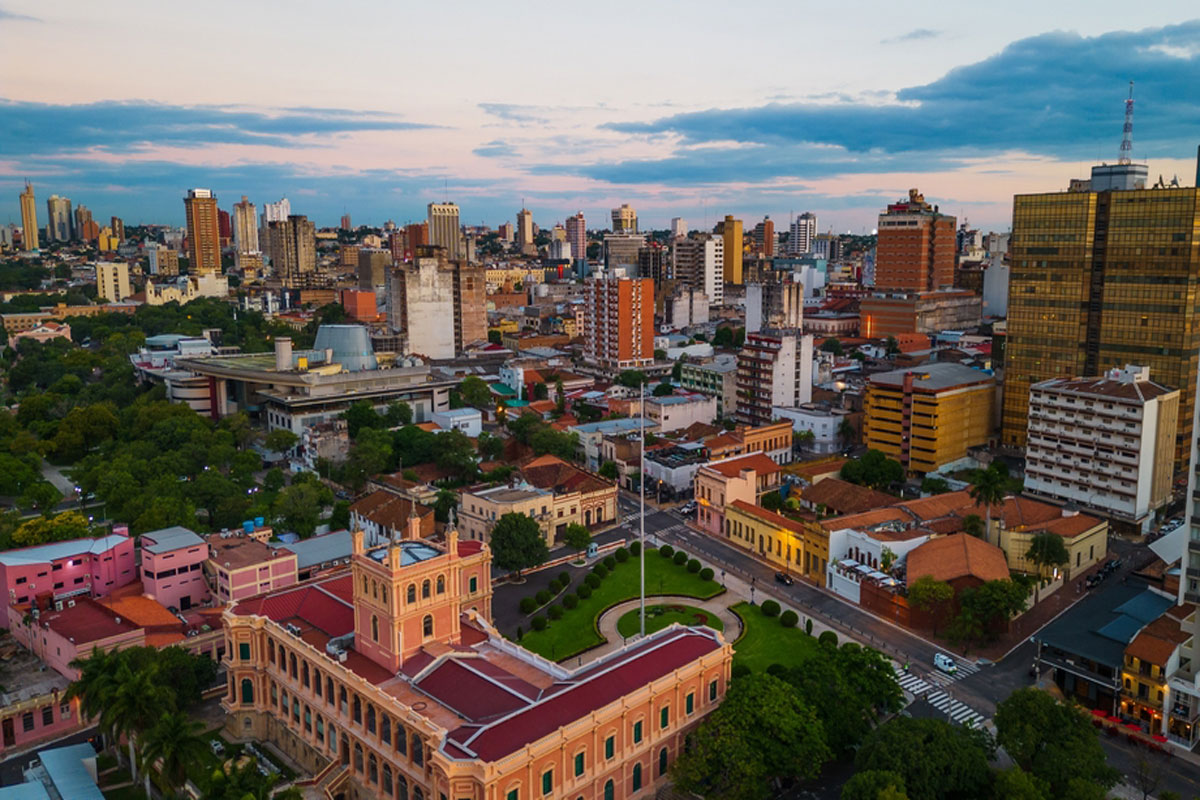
[583,276,654,370]
[221,515,732,800]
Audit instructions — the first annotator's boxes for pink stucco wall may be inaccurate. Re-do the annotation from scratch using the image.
[5,603,145,680]
[0,695,84,756]
[142,544,210,610]
[0,535,135,605]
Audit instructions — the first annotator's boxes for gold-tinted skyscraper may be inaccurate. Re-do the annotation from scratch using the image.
[1003,182,1200,468]
[19,181,38,251]
[184,188,221,275]
[718,214,743,284]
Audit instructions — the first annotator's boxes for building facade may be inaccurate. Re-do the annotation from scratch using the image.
[718,215,743,284]
[611,203,638,234]
[139,526,211,610]
[267,215,317,288]
[671,236,723,306]
[694,453,782,537]
[724,500,828,583]
[566,212,587,263]
[96,262,131,302]
[679,357,738,419]
[874,189,956,292]
[19,181,38,251]
[735,332,814,427]
[583,277,654,371]
[184,188,221,275]
[46,194,72,242]
[427,203,462,260]
[789,213,816,256]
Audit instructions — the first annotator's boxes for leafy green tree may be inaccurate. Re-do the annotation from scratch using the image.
[838,418,856,445]
[907,575,954,635]
[51,403,119,462]
[329,500,351,530]
[487,329,503,345]
[342,429,393,490]
[11,510,91,547]
[432,488,458,523]
[263,467,285,492]
[138,711,207,798]
[273,479,330,537]
[263,428,299,455]
[854,716,993,800]
[654,348,668,361]
[563,522,591,551]
[616,370,647,388]
[840,449,903,490]
[820,338,843,356]
[477,431,505,461]
[653,380,674,396]
[507,411,544,445]
[103,658,172,784]
[921,476,949,495]
[489,512,549,576]
[435,429,481,481]
[384,400,413,427]
[672,673,830,800]
[994,689,1119,796]
[672,358,685,381]
[460,375,493,408]
[598,461,619,481]
[19,480,62,513]
[950,580,1029,648]
[885,336,901,356]
[968,463,1008,539]
[1026,532,1069,579]
[341,400,385,439]
[991,767,1049,800]
[761,492,784,512]
[794,429,816,449]
[529,428,579,461]
[963,514,984,538]
[532,382,549,400]
[841,770,908,800]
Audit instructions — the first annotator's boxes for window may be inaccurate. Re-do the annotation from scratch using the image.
[686,692,694,715]
[407,584,417,603]
[633,720,642,743]
[469,576,478,593]
[371,615,379,642]
[268,639,275,663]
[603,779,614,800]
[412,733,423,766]
[506,791,518,800]
[41,706,53,726]
[604,735,614,759]
[659,746,668,776]
[709,679,718,701]
[660,706,669,729]
[422,580,431,599]
[22,713,34,732]
[437,575,445,594]
[574,751,584,777]
[423,615,433,637]
[542,769,553,794]
[241,679,254,704]
[632,763,642,790]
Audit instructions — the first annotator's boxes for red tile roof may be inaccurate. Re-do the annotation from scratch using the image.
[799,478,894,514]
[40,597,141,645]
[704,453,781,479]
[521,454,610,495]
[350,491,434,534]
[906,533,1010,586]
[728,500,809,535]
[231,574,355,637]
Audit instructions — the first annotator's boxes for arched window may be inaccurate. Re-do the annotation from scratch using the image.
[604,779,614,800]
[396,723,407,755]
[240,679,254,704]
[411,733,423,766]
[367,704,376,734]
[413,788,424,800]
[371,615,379,642]
[632,763,642,791]
[367,753,378,783]
[301,661,310,688]
[339,686,347,714]
[407,584,417,603]
[397,775,408,800]
[268,639,275,663]
[381,585,388,604]
[436,575,445,594]
[362,575,369,594]
[289,653,297,679]
[422,615,433,637]
[382,764,393,794]
[658,746,668,776]
[352,695,362,724]
[353,743,364,773]
[326,677,334,705]
[421,580,431,599]
[380,713,391,745]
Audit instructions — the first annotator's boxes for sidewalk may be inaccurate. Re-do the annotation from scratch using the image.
[587,595,743,662]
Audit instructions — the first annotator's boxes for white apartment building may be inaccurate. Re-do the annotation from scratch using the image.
[735,332,814,427]
[1024,365,1178,532]
[789,212,817,256]
[644,392,718,433]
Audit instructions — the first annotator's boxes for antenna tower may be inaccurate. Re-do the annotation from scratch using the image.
[1118,81,1134,166]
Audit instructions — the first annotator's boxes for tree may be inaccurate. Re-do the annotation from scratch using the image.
[968,463,1008,540]
[529,428,579,461]
[384,400,413,427]
[138,711,207,798]
[794,430,816,450]
[671,674,831,800]
[264,428,299,455]
[435,429,482,481]
[761,491,784,512]
[907,575,954,635]
[841,770,908,800]
[342,400,384,438]
[712,326,736,348]
[273,479,330,537]
[263,467,285,492]
[991,766,1050,800]
[533,382,549,400]
[19,480,62,513]
[342,429,393,490]
[654,349,668,361]
[563,522,591,552]
[103,659,172,784]
[672,358,685,382]
[885,336,901,356]
[921,476,949,495]
[598,460,619,481]
[459,376,493,408]
[616,369,647,389]
[951,579,1030,648]
[838,418,857,446]
[477,431,505,461]
[994,689,1119,796]
[840,449,903,490]
[12,510,91,547]
[1026,532,1069,579]
[820,338,843,356]
[653,380,674,396]
[489,512,549,576]
[854,717,993,800]
[962,514,984,538]
[487,329,502,345]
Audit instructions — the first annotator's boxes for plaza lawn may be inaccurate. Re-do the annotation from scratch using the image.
[517,553,724,661]
[616,604,724,638]
[729,601,820,673]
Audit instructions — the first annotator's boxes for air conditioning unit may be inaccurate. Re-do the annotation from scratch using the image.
[55,601,63,611]
[337,652,348,663]
[67,600,75,608]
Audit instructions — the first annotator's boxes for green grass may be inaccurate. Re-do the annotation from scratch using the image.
[616,604,724,637]
[517,553,724,661]
[729,601,819,672]
[102,786,148,800]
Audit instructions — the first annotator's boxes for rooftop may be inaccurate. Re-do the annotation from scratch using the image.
[728,500,809,535]
[520,454,611,495]
[1040,583,1175,669]
[702,453,781,479]
[906,533,1010,586]
[1033,371,1177,403]
[569,417,651,435]
[140,525,205,554]
[799,478,894,515]
[869,362,994,392]
[207,533,294,571]
[34,596,141,646]
[0,533,130,567]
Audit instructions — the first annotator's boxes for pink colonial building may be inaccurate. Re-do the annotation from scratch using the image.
[140,526,210,611]
[206,533,298,604]
[0,531,136,606]
[6,596,145,680]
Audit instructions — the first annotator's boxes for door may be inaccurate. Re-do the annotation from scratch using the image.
[2,717,14,748]
[180,595,192,611]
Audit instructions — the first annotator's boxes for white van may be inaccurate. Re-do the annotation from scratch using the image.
[933,653,958,675]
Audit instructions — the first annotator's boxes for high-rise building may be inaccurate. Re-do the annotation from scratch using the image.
[672,235,723,306]
[450,261,487,350]
[874,189,956,292]
[498,222,514,243]
[232,196,258,254]
[735,332,813,426]
[637,243,667,286]
[565,212,586,263]
[96,262,131,301]
[752,217,775,258]
[387,251,486,357]
[1023,366,1177,532]
[427,202,462,259]
[405,222,428,254]
[46,195,72,242]
[603,233,645,273]
[789,213,816,256]
[671,217,687,239]
[260,197,290,264]
[1001,176,1200,466]
[217,209,231,245]
[611,203,637,233]
[358,248,392,291]
[110,216,124,242]
[74,205,98,243]
[184,188,221,275]
[717,215,743,284]
[340,213,352,231]
[18,182,38,251]
[583,276,654,370]
[147,244,180,276]
[267,215,316,287]
[516,208,535,254]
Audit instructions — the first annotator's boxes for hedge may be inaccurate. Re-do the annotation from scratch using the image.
[699,567,714,582]
[547,605,564,621]
[780,610,799,628]
[531,616,548,631]
[761,600,781,618]
[535,589,551,605]
[731,663,751,679]
[673,551,688,566]
[576,584,592,599]
[585,573,601,589]
[818,630,838,648]
[547,579,562,594]
[630,541,641,556]
[519,597,537,614]
[615,548,630,563]
[686,558,701,573]
[558,571,570,586]
[563,593,579,610]
[603,555,617,569]
[659,544,675,558]
[593,564,608,579]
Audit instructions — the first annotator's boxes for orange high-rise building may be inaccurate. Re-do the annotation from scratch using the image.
[184,188,222,275]
[584,276,654,370]
[874,189,956,292]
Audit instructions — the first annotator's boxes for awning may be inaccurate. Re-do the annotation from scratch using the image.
[1091,708,1108,718]
[1152,734,1168,743]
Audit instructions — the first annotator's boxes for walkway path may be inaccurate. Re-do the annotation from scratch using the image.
[588,595,743,662]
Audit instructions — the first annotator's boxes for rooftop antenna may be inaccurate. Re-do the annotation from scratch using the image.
[1118,80,1134,165]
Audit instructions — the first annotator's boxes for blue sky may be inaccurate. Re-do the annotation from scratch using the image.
[2,1,1198,233]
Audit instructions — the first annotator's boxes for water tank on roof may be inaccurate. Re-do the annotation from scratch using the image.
[243,520,254,534]
[313,325,378,372]
[255,516,264,527]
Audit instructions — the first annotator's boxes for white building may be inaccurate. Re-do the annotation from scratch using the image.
[789,212,817,256]
[982,234,1010,318]
[96,261,131,301]
[1024,365,1178,532]
[735,332,814,427]
[825,526,926,604]
[644,392,718,433]
[387,257,455,359]
[431,408,482,438]
[670,217,687,239]
[145,273,229,305]
[671,236,723,306]
[773,404,853,454]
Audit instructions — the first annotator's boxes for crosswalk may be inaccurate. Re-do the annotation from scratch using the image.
[893,661,987,728]
[924,690,986,728]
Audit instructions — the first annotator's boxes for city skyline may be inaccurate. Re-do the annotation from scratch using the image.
[2,3,1199,231]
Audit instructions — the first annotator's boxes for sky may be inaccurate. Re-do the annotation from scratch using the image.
[2,1,1200,234]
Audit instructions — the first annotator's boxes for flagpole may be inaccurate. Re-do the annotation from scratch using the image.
[640,380,646,639]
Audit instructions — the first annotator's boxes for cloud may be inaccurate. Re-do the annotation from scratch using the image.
[0,6,38,22]
[881,28,941,44]
[472,140,517,158]
[479,103,551,124]
[0,100,437,157]
[589,21,1200,185]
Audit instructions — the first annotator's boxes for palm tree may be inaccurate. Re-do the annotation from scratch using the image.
[102,660,172,784]
[66,647,122,752]
[138,711,207,799]
[968,464,1008,542]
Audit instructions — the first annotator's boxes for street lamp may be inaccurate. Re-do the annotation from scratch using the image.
[750,576,757,605]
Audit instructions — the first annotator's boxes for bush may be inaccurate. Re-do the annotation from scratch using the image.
[659,544,675,558]
[576,584,592,599]
[615,548,630,562]
[766,663,787,678]
[603,555,616,569]
[593,564,608,579]
[699,567,714,582]
[673,551,688,566]
[531,616,548,631]
[585,573,601,589]
[805,618,813,635]
[516,625,523,640]
[630,541,641,556]
[818,630,838,648]
[731,663,752,680]
[780,610,799,628]
[547,579,562,594]
[563,593,578,610]
[547,605,564,621]
[535,589,551,605]
[761,600,781,618]
[686,558,701,573]
[519,597,537,614]
[558,571,570,586]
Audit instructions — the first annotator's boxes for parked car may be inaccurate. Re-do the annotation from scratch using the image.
[933,653,958,675]
[1105,558,1122,572]
[775,572,794,586]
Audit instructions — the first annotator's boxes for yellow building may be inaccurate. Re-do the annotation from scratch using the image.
[718,215,743,284]
[864,363,994,473]
[724,500,828,583]
[992,497,1107,581]
[96,261,131,301]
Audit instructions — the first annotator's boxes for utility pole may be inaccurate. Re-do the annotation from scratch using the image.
[639,381,646,638]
